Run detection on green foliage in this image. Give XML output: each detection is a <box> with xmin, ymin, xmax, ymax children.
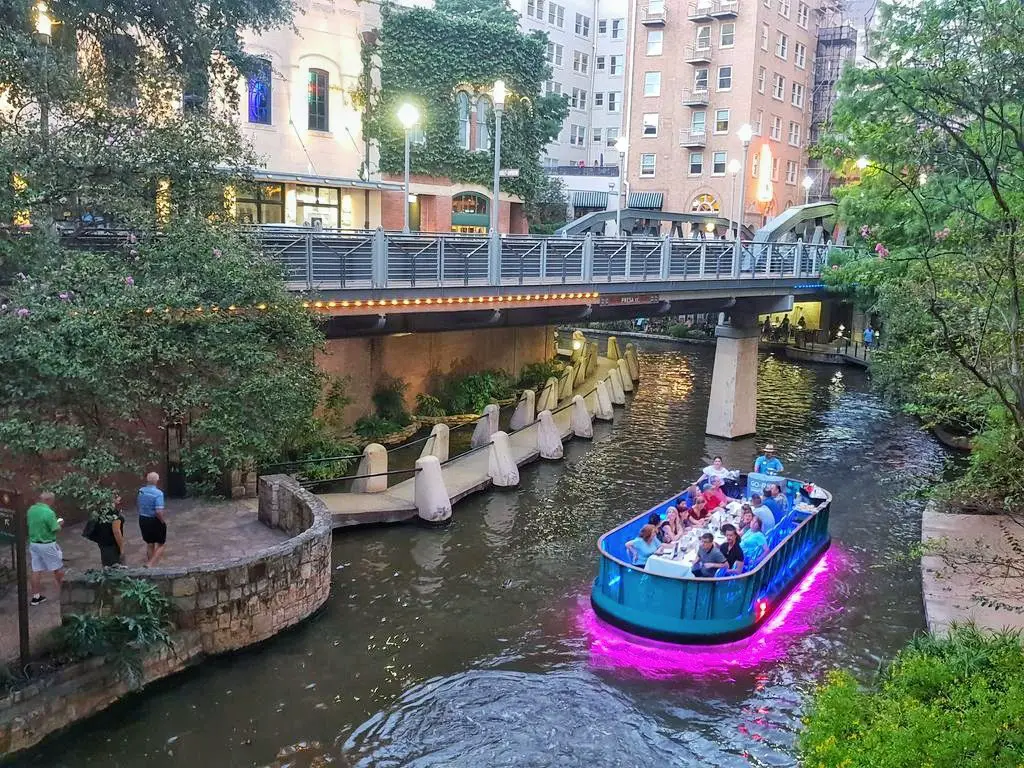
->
<box><xmin>432</xmin><ymin>369</ymin><xmax>515</xmax><ymax>414</ymax></box>
<box><xmin>414</xmin><ymin>393</ymin><xmax>447</xmax><ymax>417</ymax></box>
<box><xmin>667</xmin><ymin>323</ymin><xmax>710</xmax><ymax>340</ymax></box>
<box><xmin>525</xmin><ymin>175</ymin><xmax>569</xmax><ymax>234</ymax></box>
<box><xmin>372</xmin><ymin>375</ymin><xmax>411</xmax><ymax>426</ymax></box>
<box><xmin>799</xmin><ymin>625</ymin><xmax>1024</xmax><ymax>768</ymax></box>
<box><xmin>276</xmin><ymin>376</ymin><xmax>358</xmax><ymax>483</ymax></box>
<box><xmin>354</xmin><ymin>414</ymin><xmax>408</xmax><ymax>440</ymax></box>
<box><xmin>57</xmin><ymin>571</ymin><xmax>173</xmax><ymax>688</ymax></box>
<box><xmin>363</xmin><ymin>0</ymin><xmax>568</xmax><ymax>203</ymax></box>
<box><xmin>516</xmin><ymin>358</ymin><xmax>565</xmax><ymax>391</ymax></box>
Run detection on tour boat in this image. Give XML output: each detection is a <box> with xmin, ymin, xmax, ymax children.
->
<box><xmin>590</xmin><ymin>474</ymin><xmax>832</xmax><ymax>644</ymax></box>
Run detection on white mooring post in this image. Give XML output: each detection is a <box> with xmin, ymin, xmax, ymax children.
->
<box><xmin>570</xmin><ymin>395</ymin><xmax>594</xmax><ymax>439</ymax></box>
<box><xmin>536</xmin><ymin>409</ymin><xmax>564</xmax><ymax>460</ymax></box>
<box><xmin>414</xmin><ymin>455</ymin><xmax>452</xmax><ymax>523</ymax></box>
<box><xmin>351</xmin><ymin>443</ymin><xmax>387</xmax><ymax>493</ymax></box>
<box><xmin>487</xmin><ymin>431</ymin><xmax>520</xmax><ymax>486</ymax></box>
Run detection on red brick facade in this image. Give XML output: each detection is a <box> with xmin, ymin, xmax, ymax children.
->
<box><xmin>381</xmin><ymin>174</ymin><xmax>528</xmax><ymax>234</ymax></box>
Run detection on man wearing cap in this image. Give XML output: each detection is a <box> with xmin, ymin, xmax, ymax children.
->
<box><xmin>754</xmin><ymin>444</ymin><xmax>784</xmax><ymax>475</ymax></box>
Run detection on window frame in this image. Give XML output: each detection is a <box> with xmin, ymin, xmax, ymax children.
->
<box><xmin>791</xmin><ymin>82</ymin><xmax>805</xmax><ymax>109</ymax></box>
<box><xmin>456</xmin><ymin>91</ymin><xmax>471</xmax><ymax>150</ymax></box>
<box><xmin>772</xmin><ymin>73</ymin><xmax>785</xmax><ymax>100</ymax></box>
<box><xmin>476</xmin><ymin>95</ymin><xmax>492</xmax><ymax>151</ymax></box>
<box><xmin>712</xmin><ymin>150</ymin><xmax>727</xmax><ymax>176</ymax></box>
<box><xmin>795</xmin><ymin>42</ymin><xmax>806</xmax><ymax>69</ymax></box>
<box><xmin>717</xmin><ymin>65</ymin><xmax>732</xmax><ymax>91</ymax></box>
<box><xmin>646</xmin><ymin>29</ymin><xmax>664</xmax><ymax>55</ymax></box>
<box><xmin>307</xmin><ymin>68</ymin><xmax>329</xmax><ymax>132</ymax></box>
<box><xmin>719</xmin><ymin>22</ymin><xmax>735</xmax><ymax>48</ymax></box>
<box><xmin>642</xmin><ymin>112</ymin><xmax>659</xmax><ymax>137</ymax></box>
<box><xmin>639</xmin><ymin>153</ymin><xmax>657</xmax><ymax>177</ymax></box>
<box><xmin>247</xmin><ymin>58</ymin><xmax>272</xmax><ymax>125</ymax></box>
<box><xmin>714</xmin><ymin>108</ymin><xmax>730</xmax><ymax>134</ymax></box>
<box><xmin>689</xmin><ymin>151</ymin><xmax>704</xmax><ymax>175</ymax></box>
<box><xmin>643</xmin><ymin>71</ymin><xmax>662</xmax><ymax>96</ymax></box>
<box><xmin>776</xmin><ymin>32</ymin><xmax>789</xmax><ymax>60</ymax></box>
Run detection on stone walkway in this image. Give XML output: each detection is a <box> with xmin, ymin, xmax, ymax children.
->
<box><xmin>0</xmin><ymin>498</ymin><xmax>286</xmax><ymax>665</ymax></box>
<box><xmin>921</xmin><ymin>507</ymin><xmax>1024</xmax><ymax>635</ymax></box>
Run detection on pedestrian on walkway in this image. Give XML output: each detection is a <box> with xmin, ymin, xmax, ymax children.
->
<box><xmin>89</xmin><ymin>493</ymin><xmax>126</xmax><ymax>567</ymax></box>
<box><xmin>137</xmin><ymin>472</ymin><xmax>167</xmax><ymax>567</ymax></box>
<box><xmin>27</xmin><ymin>492</ymin><xmax>64</xmax><ymax>605</ymax></box>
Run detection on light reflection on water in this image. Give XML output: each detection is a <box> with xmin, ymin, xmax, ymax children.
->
<box><xmin>13</xmin><ymin>344</ymin><xmax>951</xmax><ymax>768</ymax></box>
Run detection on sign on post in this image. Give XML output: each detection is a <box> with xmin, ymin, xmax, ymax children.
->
<box><xmin>0</xmin><ymin>489</ymin><xmax>28</xmax><ymax>668</ymax></box>
<box><xmin>498</xmin><ymin>168</ymin><xmax>520</xmax><ymax>178</ymax></box>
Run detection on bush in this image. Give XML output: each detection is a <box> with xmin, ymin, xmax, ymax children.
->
<box><xmin>667</xmin><ymin>323</ymin><xmax>702</xmax><ymax>339</ymax></box>
<box><xmin>414</xmin><ymin>393</ymin><xmax>447</xmax><ymax>417</ymax></box>
<box><xmin>433</xmin><ymin>370</ymin><xmax>516</xmax><ymax>415</ymax></box>
<box><xmin>354</xmin><ymin>414</ymin><xmax>407</xmax><ymax>440</ymax></box>
<box><xmin>517</xmin><ymin>358</ymin><xmax>566</xmax><ymax>392</ymax></box>
<box><xmin>799</xmin><ymin>625</ymin><xmax>1024</xmax><ymax>768</ymax></box>
<box><xmin>372</xmin><ymin>375</ymin><xmax>411</xmax><ymax>426</ymax></box>
<box><xmin>278</xmin><ymin>376</ymin><xmax>358</xmax><ymax>482</ymax></box>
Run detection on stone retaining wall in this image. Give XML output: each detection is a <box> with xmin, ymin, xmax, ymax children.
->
<box><xmin>1</xmin><ymin>475</ymin><xmax>331</xmax><ymax>758</ymax></box>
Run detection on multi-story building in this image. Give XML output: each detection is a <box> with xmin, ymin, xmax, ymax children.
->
<box><xmin>623</xmin><ymin>0</ymin><xmax>818</xmax><ymax>233</ymax></box>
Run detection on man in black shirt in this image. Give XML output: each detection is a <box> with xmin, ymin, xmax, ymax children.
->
<box><xmin>719</xmin><ymin>524</ymin><xmax>744</xmax><ymax>574</ymax></box>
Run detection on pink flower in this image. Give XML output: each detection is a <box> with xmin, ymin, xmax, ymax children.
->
<box><xmin>213</xmin><ymin>248</ymin><xmax>223</xmax><ymax>258</ymax></box>
<box><xmin>124</xmin><ymin>276</ymin><xmax>135</xmax><ymax>286</ymax></box>
<box><xmin>129</xmin><ymin>249</ymin><xmax>139</xmax><ymax>257</ymax></box>
<box><xmin>15</xmin><ymin>308</ymin><xmax>29</xmax><ymax>318</ymax></box>
<box><xmin>59</xmin><ymin>291</ymin><xmax>71</xmax><ymax>301</ymax></box>
<box><xmin>876</xmin><ymin>245</ymin><xmax>890</xmax><ymax>259</ymax></box>
<box><xmin>127</xmin><ymin>233</ymin><xmax>138</xmax><ymax>244</ymax></box>
<box><xmin>934</xmin><ymin>227</ymin><xmax>950</xmax><ymax>241</ymax></box>
<box><xmin>859</xmin><ymin>225</ymin><xmax>872</xmax><ymax>238</ymax></box>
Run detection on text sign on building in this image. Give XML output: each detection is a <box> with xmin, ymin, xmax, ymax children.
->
<box><xmin>599</xmin><ymin>294</ymin><xmax>661</xmax><ymax>306</ymax></box>
<box><xmin>499</xmin><ymin>168</ymin><xmax>520</xmax><ymax>178</ymax></box>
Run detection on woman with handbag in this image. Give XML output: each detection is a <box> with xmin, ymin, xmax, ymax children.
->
<box><xmin>85</xmin><ymin>493</ymin><xmax>126</xmax><ymax>567</ymax></box>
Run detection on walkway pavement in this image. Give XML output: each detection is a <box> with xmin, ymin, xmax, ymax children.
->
<box><xmin>0</xmin><ymin>498</ymin><xmax>286</xmax><ymax>664</ymax></box>
<box><xmin>921</xmin><ymin>507</ymin><xmax>1024</xmax><ymax>635</ymax></box>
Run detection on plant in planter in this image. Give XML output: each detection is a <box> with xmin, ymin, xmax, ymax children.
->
<box><xmin>415</xmin><ymin>393</ymin><xmax>447</xmax><ymax>417</ymax></box>
<box><xmin>517</xmin><ymin>358</ymin><xmax>566</xmax><ymax>392</ymax></box>
<box><xmin>435</xmin><ymin>370</ymin><xmax>516</xmax><ymax>415</ymax></box>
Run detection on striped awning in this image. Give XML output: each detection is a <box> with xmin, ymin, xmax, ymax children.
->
<box><xmin>628</xmin><ymin>191</ymin><xmax>665</xmax><ymax>209</ymax></box>
<box><xmin>572</xmin><ymin>190</ymin><xmax>609</xmax><ymax>208</ymax></box>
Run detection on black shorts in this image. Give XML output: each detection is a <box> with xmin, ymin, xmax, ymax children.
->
<box><xmin>99</xmin><ymin>544</ymin><xmax>122</xmax><ymax>567</ymax></box>
<box><xmin>138</xmin><ymin>516</ymin><xmax>167</xmax><ymax>545</ymax></box>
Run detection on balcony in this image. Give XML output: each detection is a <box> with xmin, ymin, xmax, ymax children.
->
<box><xmin>641</xmin><ymin>5</ymin><xmax>667</xmax><ymax>25</ymax></box>
<box><xmin>681</xmin><ymin>88</ymin><xmax>709</xmax><ymax>105</ymax></box>
<box><xmin>710</xmin><ymin>0</ymin><xmax>739</xmax><ymax>18</ymax></box>
<box><xmin>684</xmin><ymin>44</ymin><xmax>713</xmax><ymax>63</ymax></box>
<box><xmin>679</xmin><ymin>130</ymin><xmax>708</xmax><ymax>147</ymax></box>
<box><xmin>687</xmin><ymin>2</ymin><xmax>714</xmax><ymax>20</ymax></box>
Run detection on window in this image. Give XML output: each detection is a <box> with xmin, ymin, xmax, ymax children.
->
<box><xmin>307</xmin><ymin>69</ymin><xmax>329</xmax><ymax>131</ymax></box>
<box><xmin>639</xmin><ymin>153</ymin><xmax>656</xmax><ymax>177</ymax></box>
<box><xmin>714</xmin><ymin>108</ymin><xmax>730</xmax><ymax>133</ymax></box>
<box><xmin>546</xmin><ymin>42</ymin><xmax>564</xmax><ymax>66</ymax></box>
<box><xmin>247</xmin><ymin>59</ymin><xmax>272</xmax><ymax>125</ymax></box>
<box><xmin>692</xmin><ymin>193</ymin><xmax>720</xmax><ymax>212</ymax></box>
<box><xmin>694</xmin><ymin>67</ymin><xmax>709</xmax><ymax>91</ymax></box>
<box><xmin>646</xmin><ymin>30</ymin><xmax>663</xmax><ymax>55</ymax></box>
<box><xmin>572</xmin><ymin>88</ymin><xmax>588</xmax><ymax>109</ymax></box>
<box><xmin>795</xmin><ymin>42</ymin><xmax>807</xmax><ymax>68</ymax></box>
<box><xmin>757</xmin><ymin>66</ymin><xmax>767</xmax><ymax>94</ymax></box>
<box><xmin>644</xmin><ymin>71</ymin><xmax>661</xmax><ymax>96</ymax></box>
<box><xmin>772</xmin><ymin>157</ymin><xmax>780</xmax><ymax>181</ymax></box>
<box><xmin>718</xmin><ymin>66</ymin><xmax>732</xmax><ymax>90</ymax></box>
<box><xmin>476</xmin><ymin>95</ymin><xmax>491</xmax><ymax>150</ymax></box>
<box><xmin>592</xmin><ymin>127</ymin><xmax>603</xmax><ymax>144</ymax></box>
<box><xmin>689</xmin><ymin>152</ymin><xmax>703</xmax><ymax>175</ymax></box>
<box><xmin>607</xmin><ymin>91</ymin><xmax>620</xmax><ymax>111</ymax></box>
<box><xmin>605</xmin><ymin>127</ymin><xmax>619</xmax><ymax>147</ymax></box>
<box><xmin>788</xmin><ymin>120</ymin><xmax>802</xmax><ymax>146</ymax></box>
<box><xmin>779</xmin><ymin>0</ymin><xmax>790</xmax><ymax>17</ymax></box>
<box><xmin>791</xmin><ymin>82</ymin><xmax>805</xmax><ymax>108</ymax></box>
<box><xmin>720</xmin><ymin>22</ymin><xmax>735</xmax><ymax>47</ymax></box>
<box><xmin>456</xmin><ymin>92</ymin><xmax>470</xmax><ymax>149</ymax></box>
<box><xmin>575</xmin><ymin>13</ymin><xmax>591</xmax><ymax>37</ymax></box>
<box><xmin>296</xmin><ymin>185</ymin><xmax>340</xmax><ymax>228</ymax></box>
<box><xmin>691</xmin><ymin>110</ymin><xmax>706</xmax><ymax>135</ymax></box>
<box><xmin>235</xmin><ymin>182</ymin><xmax>284</xmax><ymax>224</ymax></box>
<box><xmin>772</xmin><ymin>73</ymin><xmax>785</xmax><ymax>100</ymax></box>
<box><xmin>776</xmin><ymin>32</ymin><xmax>789</xmax><ymax>59</ymax></box>
<box><xmin>696</xmin><ymin>25</ymin><xmax>711</xmax><ymax>50</ymax></box>
<box><xmin>570</xmin><ymin>124</ymin><xmax>586</xmax><ymax>146</ymax></box>
<box><xmin>544</xmin><ymin>80</ymin><xmax>563</xmax><ymax>95</ymax></box>
<box><xmin>786</xmin><ymin>160</ymin><xmax>798</xmax><ymax>184</ymax></box>
<box><xmin>642</xmin><ymin>112</ymin><xmax>659</xmax><ymax>136</ymax></box>
<box><xmin>596</xmin><ymin>56</ymin><xmax>606</xmax><ymax>71</ymax></box>
<box><xmin>761</xmin><ymin>23</ymin><xmax>770</xmax><ymax>50</ymax></box>
<box><xmin>527</xmin><ymin>0</ymin><xmax>545</xmax><ymax>20</ymax></box>
<box><xmin>609</xmin><ymin>55</ymin><xmax>622</xmax><ymax>74</ymax></box>
<box><xmin>770</xmin><ymin>115</ymin><xmax>782</xmax><ymax>140</ymax></box>
<box><xmin>548</xmin><ymin>3</ymin><xmax>565</xmax><ymax>27</ymax></box>
<box><xmin>712</xmin><ymin>151</ymin><xmax>727</xmax><ymax>175</ymax></box>
<box><xmin>598</xmin><ymin>19</ymin><xmax>608</xmax><ymax>34</ymax></box>
<box><xmin>594</xmin><ymin>91</ymin><xmax>604</xmax><ymax>106</ymax></box>
<box><xmin>612</xmin><ymin>19</ymin><xmax>623</xmax><ymax>38</ymax></box>
<box><xmin>754</xmin><ymin>108</ymin><xmax>764</xmax><ymax>134</ymax></box>
<box><xmin>573</xmin><ymin>51</ymin><xmax>590</xmax><ymax>73</ymax></box>
<box><xmin>797</xmin><ymin>1</ymin><xmax>809</xmax><ymax>27</ymax></box>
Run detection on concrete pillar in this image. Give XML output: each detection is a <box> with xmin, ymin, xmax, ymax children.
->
<box><xmin>570</xmin><ymin>395</ymin><xmax>593</xmax><ymax>439</ymax></box>
<box><xmin>571</xmin><ymin>329</ymin><xmax>587</xmax><ymax>362</ymax></box>
<box><xmin>595</xmin><ymin>380</ymin><xmax>614</xmax><ymax>420</ymax></box>
<box><xmin>705</xmin><ymin>314</ymin><xmax>760</xmax><ymax>439</ymax></box>
<box><xmin>415</xmin><ymin>455</ymin><xmax>452</xmax><ymax>523</ymax></box>
<box><xmin>607</xmin><ymin>336</ymin><xmax>621</xmax><ymax>360</ymax></box>
<box><xmin>624</xmin><ymin>343</ymin><xmax>640</xmax><ymax>381</ymax></box>
<box><xmin>586</xmin><ymin>342</ymin><xmax>598</xmax><ymax>377</ymax></box>
<box><xmin>571</xmin><ymin>358</ymin><xmax>584</xmax><ymax>390</ymax></box>
<box><xmin>537</xmin><ymin>409</ymin><xmax>564</xmax><ymax>459</ymax></box>
<box><xmin>616</xmin><ymin>358</ymin><xmax>634</xmax><ymax>393</ymax></box>
<box><xmin>510</xmin><ymin>389</ymin><xmax>536</xmax><ymax>431</ymax></box>
<box><xmin>608</xmin><ymin>368</ymin><xmax>626</xmax><ymax>405</ymax></box>
<box><xmin>420</xmin><ymin>423</ymin><xmax>449</xmax><ymax>463</ymax></box>
<box><xmin>487</xmin><ymin>430</ymin><xmax>520</xmax><ymax>486</ymax></box>
<box><xmin>537</xmin><ymin>377</ymin><xmax>559</xmax><ymax>412</ymax></box>
<box><xmin>558</xmin><ymin>368</ymin><xmax>574</xmax><ymax>401</ymax></box>
<box><xmin>351</xmin><ymin>443</ymin><xmax>387</xmax><ymax>493</ymax></box>
<box><xmin>471</xmin><ymin>403</ymin><xmax>500</xmax><ymax>448</ymax></box>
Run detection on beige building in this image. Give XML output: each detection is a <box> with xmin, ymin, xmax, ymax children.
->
<box><xmin>623</xmin><ymin>0</ymin><xmax>817</xmax><ymax>233</ymax></box>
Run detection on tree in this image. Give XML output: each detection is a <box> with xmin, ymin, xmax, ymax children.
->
<box><xmin>525</xmin><ymin>174</ymin><xmax>568</xmax><ymax>234</ymax></box>
<box><xmin>818</xmin><ymin>0</ymin><xmax>1024</xmax><ymax>507</ymax></box>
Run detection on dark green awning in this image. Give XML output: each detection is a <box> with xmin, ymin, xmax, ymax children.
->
<box><xmin>628</xmin><ymin>191</ymin><xmax>664</xmax><ymax>209</ymax></box>
<box><xmin>572</xmin><ymin>190</ymin><xmax>609</xmax><ymax>208</ymax></box>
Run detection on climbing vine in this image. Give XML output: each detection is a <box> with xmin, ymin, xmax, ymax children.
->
<box><xmin>363</xmin><ymin>0</ymin><xmax>567</xmax><ymax>202</ymax></box>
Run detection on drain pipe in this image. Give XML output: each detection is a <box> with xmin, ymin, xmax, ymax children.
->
<box><xmin>621</xmin><ymin>0</ymin><xmax>638</xmax><ymax>193</ymax></box>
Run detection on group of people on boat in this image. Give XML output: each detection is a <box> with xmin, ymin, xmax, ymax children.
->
<box><xmin>624</xmin><ymin>445</ymin><xmax>791</xmax><ymax>577</ymax></box>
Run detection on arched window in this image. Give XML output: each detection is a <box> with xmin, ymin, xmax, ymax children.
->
<box><xmin>476</xmin><ymin>95</ymin><xmax>492</xmax><ymax>151</ymax></box>
<box><xmin>308</xmin><ymin>68</ymin><xmax>329</xmax><ymax>131</ymax></box>
<box><xmin>457</xmin><ymin>92</ymin><xmax>471</xmax><ymax>150</ymax></box>
<box><xmin>691</xmin><ymin>193</ymin><xmax>720</xmax><ymax>212</ymax></box>
<box><xmin>247</xmin><ymin>58</ymin><xmax>272</xmax><ymax>125</ymax></box>
<box><xmin>452</xmin><ymin>192</ymin><xmax>489</xmax><ymax>216</ymax></box>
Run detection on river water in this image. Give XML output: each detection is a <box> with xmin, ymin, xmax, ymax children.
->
<box><xmin>13</xmin><ymin>343</ymin><xmax>949</xmax><ymax>768</ymax></box>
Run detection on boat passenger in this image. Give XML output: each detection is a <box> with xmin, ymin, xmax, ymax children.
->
<box><xmin>763</xmin><ymin>483</ymin><xmax>789</xmax><ymax>518</ymax></box>
<box><xmin>749</xmin><ymin>493</ymin><xmax>776</xmax><ymax>533</ymax></box>
<box><xmin>676</xmin><ymin>484</ymin><xmax>700</xmax><ymax>509</ymax></box>
<box><xmin>682</xmin><ymin>496</ymin><xmax>710</xmax><ymax>527</ymax></box>
<box><xmin>691</xmin><ymin>532</ymin><xmax>728</xmax><ymax>577</ymax></box>
<box><xmin>719</xmin><ymin>524</ymin><xmax>744</xmax><ymax>574</ymax></box>
<box><xmin>740</xmin><ymin>517</ymin><xmax>769</xmax><ymax>562</ymax></box>
<box><xmin>702</xmin><ymin>477</ymin><xmax>729</xmax><ymax>513</ymax></box>
<box><xmin>754</xmin><ymin>443</ymin><xmax>784</xmax><ymax>475</ymax></box>
<box><xmin>626</xmin><ymin>524</ymin><xmax>663</xmax><ymax>567</ymax></box>
<box><xmin>698</xmin><ymin>456</ymin><xmax>732</xmax><ymax>488</ymax></box>
<box><xmin>659</xmin><ymin>507</ymin><xmax>685</xmax><ymax>543</ymax></box>
<box><xmin>739</xmin><ymin>505</ymin><xmax>755</xmax><ymax>535</ymax></box>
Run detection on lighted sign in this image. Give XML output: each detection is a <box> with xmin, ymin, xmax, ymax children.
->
<box><xmin>756</xmin><ymin>144</ymin><xmax>774</xmax><ymax>204</ymax></box>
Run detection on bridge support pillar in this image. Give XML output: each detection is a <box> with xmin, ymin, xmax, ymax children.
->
<box><xmin>616</xmin><ymin>359</ymin><xmax>634</xmax><ymax>393</ymax></box>
<box><xmin>537</xmin><ymin>377</ymin><xmax>559</xmax><ymax>412</ymax></box>
<box><xmin>420</xmin><ymin>423</ymin><xmax>449</xmax><ymax>463</ymax></box>
<box><xmin>415</xmin><ymin>455</ymin><xmax>452</xmax><ymax>523</ymax></box>
<box><xmin>607</xmin><ymin>336</ymin><xmax>621</xmax><ymax>360</ymax></box>
<box><xmin>510</xmin><ymin>389</ymin><xmax>536</xmax><ymax>431</ymax></box>
<box><xmin>571</xmin><ymin>395</ymin><xmax>593</xmax><ymax>439</ymax></box>
<box><xmin>471</xmin><ymin>403</ymin><xmax>500</xmax><ymax>448</ymax></box>
<box><xmin>705</xmin><ymin>312</ymin><xmax>760</xmax><ymax>439</ymax></box>
<box><xmin>624</xmin><ymin>343</ymin><xmax>640</xmax><ymax>380</ymax></box>
<box><xmin>558</xmin><ymin>367</ymin><xmax>574</xmax><ymax>401</ymax></box>
<box><xmin>595</xmin><ymin>380</ymin><xmax>615</xmax><ymax>420</ymax></box>
<box><xmin>608</xmin><ymin>367</ymin><xmax>627</xmax><ymax>405</ymax></box>
<box><xmin>537</xmin><ymin>410</ymin><xmax>564</xmax><ymax>460</ymax></box>
<box><xmin>488</xmin><ymin>431</ymin><xmax>520</xmax><ymax>487</ymax></box>
<box><xmin>352</xmin><ymin>443</ymin><xmax>387</xmax><ymax>493</ymax></box>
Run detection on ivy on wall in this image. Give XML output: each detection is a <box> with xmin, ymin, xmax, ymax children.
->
<box><xmin>363</xmin><ymin>0</ymin><xmax>568</xmax><ymax>202</ymax></box>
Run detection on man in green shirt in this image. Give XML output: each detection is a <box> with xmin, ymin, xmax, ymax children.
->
<box><xmin>27</xmin><ymin>492</ymin><xmax>64</xmax><ymax>605</ymax></box>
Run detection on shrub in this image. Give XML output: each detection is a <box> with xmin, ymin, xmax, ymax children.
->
<box><xmin>433</xmin><ymin>370</ymin><xmax>516</xmax><ymax>415</ymax></box>
<box><xmin>667</xmin><ymin>323</ymin><xmax>699</xmax><ymax>339</ymax></box>
<box><xmin>372</xmin><ymin>375</ymin><xmax>411</xmax><ymax>426</ymax></box>
<box><xmin>415</xmin><ymin>393</ymin><xmax>447</xmax><ymax>417</ymax></box>
<box><xmin>799</xmin><ymin>625</ymin><xmax>1024</xmax><ymax>768</ymax></box>
<box><xmin>517</xmin><ymin>358</ymin><xmax>566</xmax><ymax>391</ymax></box>
<box><xmin>354</xmin><ymin>414</ymin><xmax>407</xmax><ymax>440</ymax></box>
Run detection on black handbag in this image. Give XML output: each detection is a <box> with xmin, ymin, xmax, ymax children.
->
<box><xmin>82</xmin><ymin>517</ymin><xmax>99</xmax><ymax>542</ymax></box>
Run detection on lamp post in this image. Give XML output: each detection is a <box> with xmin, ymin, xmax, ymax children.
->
<box><xmin>856</xmin><ymin>155</ymin><xmax>869</xmax><ymax>170</ymax></box>
<box><xmin>489</xmin><ymin>80</ymin><xmax>506</xmax><ymax>235</ymax></box>
<box><xmin>397</xmin><ymin>103</ymin><xmax>420</xmax><ymax>233</ymax></box>
<box><xmin>735</xmin><ymin>123</ymin><xmax>753</xmax><ymax>241</ymax></box>
<box><xmin>727</xmin><ymin>158</ymin><xmax>741</xmax><ymax>239</ymax></box>
<box><xmin>35</xmin><ymin>2</ymin><xmax>52</xmax><ymax>152</ymax></box>
<box><xmin>802</xmin><ymin>175</ymin><xmax>813</xmax><ymax>205</ymax></box>
<box><xmin>614</xmin><ymin>135</ymin><xmax>628</xmax><ymax>236</ymax></box>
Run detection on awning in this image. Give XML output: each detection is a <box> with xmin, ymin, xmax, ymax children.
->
<box><xmin>572</xmin><ymin>190</ymin><xmax>609</xmax><ymax>209</ymax></box>
<box><xmin>249</xmin><ymin>169</ymin><xmax>405</xmax><ymax>192</ymax></box>
<box><xmin>628</xmin><ymin>191</ymin><xmax>664</xmax><ymax>209</ymax></box>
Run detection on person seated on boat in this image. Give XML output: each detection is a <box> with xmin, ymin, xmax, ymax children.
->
<box><xmin>738</xmin><ymin>505</ymin><xmax>755</xmax><ymax>535</ymax></box>
<box><xmin>740</xmin><ymin>517</ymin><xmax>769</xmax><ymax>562</ymax></box>
<box><xmin>753</xmin><ymin>443</ymin><xmax>784</xmax><ymax>475</ymax></box>
<box><xmin>698</xmin><ymin>456</ymin><xmax>732</xmax><ymax>489</ymax></box>
<box><xmin>675</xmin><ymin>484</ymin><xmax>701</xmax><ymax>510</ymax></box>
<box><xmin>763</xmin><ymin>483</ymin><xmax>789</xmax><ymax>518</ymax></box>
<box><xmin>691</xmin><ymin>532</ymin><xmax>728</xmax><ymax>577</ymax></box>
<box><xmin>626</xmin><ymin>524</ymin><xmax>664</xmax><ymax>567</ymax></box>
<box><xmin>702</xmin><ymin>476</ymin><xmax>729</xmax><ymax>513</ymax></box>
<box><xmin>681</xmin><ymin>496</ymin><xmax>710</xmax><ymax>527</ymax></box>
<box><xmin>749</xmin><ymin>493</ymin><xmax>776</xmax><ymax>533</ymax></box>
<box><xmin>719</xmin><ymin>524</ymin><xmax>745</xmax><ymax>574</ymax></box>
<box><xmin>659</xmin><ymin>507</ymin><xmax>686</xmax><ymax>543</ymax></box>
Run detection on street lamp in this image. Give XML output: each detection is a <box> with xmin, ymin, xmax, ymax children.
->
<box><xmin>918</xmin><ymin>172</ymin><xmax>928</xmax><ymax>186</ymax></box>
<box><xmin>614</xmin><ymin>135</ymin><xmax>628</xmax><ymax>236</ymax></box>
<box><xmin>489</xmin><ymin>80</ymin><xmax>506</xmax><ymax>235</ymax></box>
<box><xmin>35</xmin><ymin>1</ymin><xmax>52</xmax><ymax>40</ymax></box>
<box><xmin>856</xmin><ymin>156</ymin><xmax>869</xmax><ymax>170</ymax></box>
<box><xmin>727</xmin><ymin>158</ymin><xmax>741</xmax><ymax>240</ymax></box>
<box><xmin>802</xmin><ymin>175</ymin><xmax>813</xmax><ymax>205</ymax></box>
<box><xmin>735</xmin><ymin>123</ymin><xmax>753</xmax><ymax>242</ymax></box>
<box><xmin>397</xmin><ymin>102</ymin><xmax>420</xmax><ymax>233</ymax></box>
<box><xmin>35</xmin><ymin>2</ymin><xmax>53</xmax><ymax>152</ymax></box>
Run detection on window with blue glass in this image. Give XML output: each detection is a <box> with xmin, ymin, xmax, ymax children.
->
<box><xmin>308</xmin><ymin>69</ymin><xmax>329</xmax><ymax>132</ymax></box>
<box><xmin>248</xmin><ymin>59</ymin><xmax>272</xmax><ymax>125</ymax></box>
